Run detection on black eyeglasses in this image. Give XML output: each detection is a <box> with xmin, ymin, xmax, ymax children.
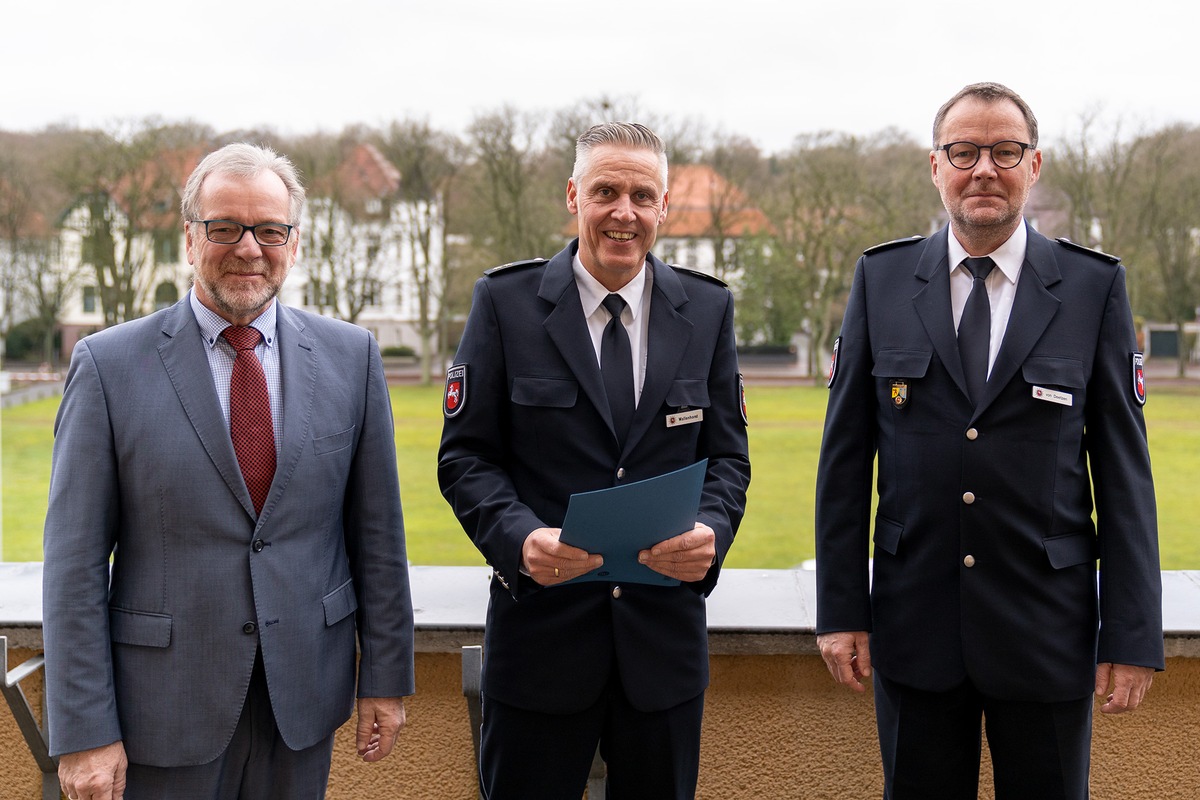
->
<box><xmin>191</xmin><ymin>219</ymin><xmax>294</xmax><ymax>246</ymax></box>
<box><xmin>937</xmin><ymin>141</ymin><xmax>1033</xmax><ymax>170</ymax></box>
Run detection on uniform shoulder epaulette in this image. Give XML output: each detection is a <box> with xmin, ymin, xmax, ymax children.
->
<box><xmin>669</xmin><ymin>264</ymin><xmax>728</xmax><ymax>287</ymax></box>
<box><xmin>1055</xmin><ymin>238</ymin><xmax>1120</xmax><ymax>263</ymax></box>
<box><xmin>863</xmin><ymin>235</ymin><xmax>925</xmax><ymax>255</ymax></box>
<box><xmin>484</xmin><ymin>257</ymin><xmax>549</xmax><ymax>277</ymax></box>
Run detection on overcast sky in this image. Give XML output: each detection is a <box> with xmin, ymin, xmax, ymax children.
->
<box><xmin>3</xmin><ymin>0</ymin><xmax>1194</xmax><ymax>155</ymax></box>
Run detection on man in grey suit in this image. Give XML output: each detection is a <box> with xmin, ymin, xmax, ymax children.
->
<box><xmin>42</xmin><ymin>143</ymin><xmax>414</xmax><ymax>800</ymax></box>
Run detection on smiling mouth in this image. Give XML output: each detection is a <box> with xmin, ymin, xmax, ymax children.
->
<box><xmin>605</xmin><ymin>232</ymin><xmax>635</xmax><ymax>241</ymax></box>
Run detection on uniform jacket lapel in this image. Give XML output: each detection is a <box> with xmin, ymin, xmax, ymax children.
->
<box><xmin>978</xmin><ymin>225</ymin><xmax>1062</xmax><ymax>415</ymax></box>
<box><xmin>538</xmin><ymin>244</ymin><xmax>616</xmax><ymax>438</ymax></box>
<box><xmin>625</xmin><ymin>255</ymin><xmax>692</xmax><ymax>452</ymax></box>
<box><xmin>911</xmin><ymin>227</ymin><xmax>970</xmax><ymax>399</ymax></box>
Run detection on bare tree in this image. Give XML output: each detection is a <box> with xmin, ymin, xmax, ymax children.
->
<box><xmin>1127</xmin><ymin>125</ymin><xmax>1200</xmax><ymax>376</ymax></box>
<box><xmin>53</xmin><ymin>120</ymin><xmax>209</xmax><ymax>327</ymax></box>
<box><xmin>0</xmin><ymin>134</ymin><xmax>86</xmax><ymax>364</ymax></box>
<box><xmin>463</xmin><ymin>108</ymin><xmax>564</xmax><ymax>265</ymax></box>
<box><xmin>292</xmin><ymin>133</ymin><xmax>399</xmax><ymax>325</ymax></box>
<box><xmin>375</xmin><ymin>120</ymin><xmax>463</xmax><ymax>383</ymax></box>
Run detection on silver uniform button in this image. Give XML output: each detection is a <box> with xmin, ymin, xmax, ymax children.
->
<box><xmin>966</xmin><ymin>428</ymin><xmax>979</xmax><ymax>440</ymax></box>
<box><xmin>612</xmin><ymin>585</ymin><xmax>622</xmax><ymax>599</ymax></box>
<box><xmin>616</xmin><ymin>467</ymin><xmax>626</xmax><ymax>479</ymax></box>
<box><xmin>962</xmin><ymin>491</ymin><xmax>976</xmax><ymax>504</ymax></box>
<box><xmin>963</xmin><ymin>555</ymin><xmax>976</xmax><ymax>568</ymax></box>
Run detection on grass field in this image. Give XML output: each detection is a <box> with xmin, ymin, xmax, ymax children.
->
<box><xmin>4</xmin><ymin>384</ymin><xmax>1198</xmax><ymax>568</ymax></box>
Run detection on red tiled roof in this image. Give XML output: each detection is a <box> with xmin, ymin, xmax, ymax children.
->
<box><xmin>658</xmin><ymin>164</ymin><xmax>771</xmax><ymax>238</ymax></box>
<box><xmin>334</xmin><ymin>142</ymin><xmax>401</xmax><ymax>200</ymax></box>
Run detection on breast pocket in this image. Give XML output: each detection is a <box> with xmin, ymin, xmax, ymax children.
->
<box><xmin>511</xmin><ymin>376</ymin><xmax>579</xmax><ymax>408</ymax></box>
<box><xmin>1022</xmin><ymin>357</ymin><xmax>1085</xmax><ymax>391</ymax></box>
<box><xmin>313</xmin><ymin>425</ymin><xmax>356</xmax><ymax>455</ymax></box>
<box><xmin>873</xmin><ymin>349</ymin><xmax>931</xmax><ymax>412</ymax></box>
<box><xmin>872</xmin><ymin>349</ymin><xmax>932</xmax><ymax>379</ymax></box>
<box><xmin>665</xmin><ymin>379</ymin><xmax>710</xmax><ymax>410</ymax></box>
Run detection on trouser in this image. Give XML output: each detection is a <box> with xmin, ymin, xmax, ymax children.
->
<box><xmin>479</xmin><ymin>674</ymin><xmax>705</xmax><ymax>800</ymax></box>
<box><xmin>124</xmin><ymin>650</ymin><xmax>336</xmax><ymax>800</ymax></box>
<box><xmin>874</xmin><ymin>670</ymin><xmax>1093</xmax><ymax>800</ymax></box>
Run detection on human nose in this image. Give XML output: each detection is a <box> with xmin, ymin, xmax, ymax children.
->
<box><xmin>972</xmin><ymin>147</ymin><xmax>1000</xmax><ymax>176</ymax></box>
<box><xmin>231</xmin><ymin>226</ymin><xmax>265</xmax><ymax>256</ymax></box>
<box><xmin>610</xmin><ymin>194</ymin><xmax>636</xmax><ymax>221</ymax></box>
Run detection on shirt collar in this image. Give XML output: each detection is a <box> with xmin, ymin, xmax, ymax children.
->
<box><xmin>571</xmin><ymin>255</ymin><xmax>649</xmax><ymax>321</ymax></box>
<box><xmin>189</xmin><ymin>289</ymin><xmax>278</xmax><ymax>349</ymax></box>
<box><xmin>947</xmin><ymin>220</ymin><xmax>1027</xmax><ymax>285</ymax></box>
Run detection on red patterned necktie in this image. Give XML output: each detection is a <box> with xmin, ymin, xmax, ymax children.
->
<box><xmin>221</xmin><ymin>326</ymin><xmax>276</xmax><ymax>515</ymax></box>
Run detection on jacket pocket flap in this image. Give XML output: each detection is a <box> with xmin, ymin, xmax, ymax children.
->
<box><xmin>511</xmin><ymin>376</ymin><xmax>578</xmax><ymax>408</ymax></box>
<box><xmin>872</xmin><ymin>350</ymin><xmax>932</xmax><ymax>378</ymax></box>
<box><xmin>109</xmin><ymin>607</ymin><xmax>172</xmax><ymax>648</ymax></box>
<box><xmin>1022</xmin><ymin>357</ymin><xmax>1085</xmax><ymax>388</ymax></box>
<box><xmin>666</xmin><ymin>379</ymin><xmax>710</xmax><ymax>408</ymax></box>
<box><xmin>873</xmin><ymin>515</ymin><xmax>903</xmax><ymax>555</ymax></box>
<box><xmin>313</xmin><ymin>426</ymin><xmax>356</xmax><ymax>455</ymax></box>
<box><xmin>323</xmin><ymin>579</ymin><xmax>359</xmax><ymax>626</ymax></box>
<box><xmin>1043</xmin><ymin>532</ymin><xmax>1097</xmax><ymax>569</ymax></box>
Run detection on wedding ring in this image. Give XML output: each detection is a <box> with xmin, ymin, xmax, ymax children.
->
<box><xmin>554</xmin><ymin>567</ymin><xmax>560</xmax><ymax>578</ymax></box>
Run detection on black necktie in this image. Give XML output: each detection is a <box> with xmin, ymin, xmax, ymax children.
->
<box><xmin>958</xmin><ymin>256</ymin><xmax>996</xmax><ymax>406</ymax></box>
<box><xmin>601</xmin><ymin>293</ymin><xmax>634</xmax><ymax>445</ymax></box>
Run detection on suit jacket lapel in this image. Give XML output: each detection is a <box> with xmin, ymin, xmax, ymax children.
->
<box><xmin>911</xmin><ymin>227</ymin><xmax>970</xmax><ymax>399</ymax></box>
<box><xmin>539</xmin><ymin>243</ymin><xmax>616</xmax><ymax>439</ymax></box>
<box><xmin>978</xmin><ymin>225</ymin><xmax>1062</xmax><ymax>414</ymax></box>
<box><xmin>261</xmin><ymin>305</ymin><xmax>318</xmax><ymax>526</ymax></box>
<box><xmin>157</xmin><ymin>298</ymin><xmax>255</xmax><ymax>518</ymax></box>
<box><xmin>626</xmin><ymin>256</ymin><xmax>692</xmax><ymax>451</ymax></box>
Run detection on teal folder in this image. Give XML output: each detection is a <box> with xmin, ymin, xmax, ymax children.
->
<box><xmin>558</xmin><ymin>459</ymin><xmax>708</xmax><ymax>586</ymax></box>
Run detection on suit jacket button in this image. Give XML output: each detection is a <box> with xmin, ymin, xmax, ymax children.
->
<box><xmin>242</xmin><ymin>622</ymin><xmax>257</xmax><ymax>634</ymax></box>
<box><xmin>963</xmin><ymin>555</ymin><xmax>976</xmax><ymax>568</ymax></box>
<box><xmin>252</xmin><ymin>539</ymin><xmax>266</xmax><ymax>553</ymax></box>
<box><xmin>616</xmin><ymin>468</ymin><xmax>626</xmax><ymax>480</ymax></box>
<box><xmin>965</xmin><ymin>427</ymin><xmax>979</xmax><ymax>440</ymax></box>
<box><xmin>962</xmin><ymin>491</ymin><xmax>976</xmax><ymax>504</ymax></box>
<box><xmin>611</xmin><ymin>585</ymin><xmax>622</xmax><ymax>599</ymax></box>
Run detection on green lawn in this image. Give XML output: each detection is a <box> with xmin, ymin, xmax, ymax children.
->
<box><xmin>4</xmin><ymin>385</ymin><xmax>1199</xmax><ymax>568</ymax></box>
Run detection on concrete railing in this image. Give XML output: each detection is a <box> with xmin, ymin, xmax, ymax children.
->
<box><xmin>3</xmin><ymin>564</ymin><xmax>1199</xmax><ymax>799</ymax></box>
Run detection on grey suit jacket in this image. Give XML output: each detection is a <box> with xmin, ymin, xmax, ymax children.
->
<box><xmin>42</xmin><ymin>296</ymin><xmax>414</xmax><ymax>766</ymax></box>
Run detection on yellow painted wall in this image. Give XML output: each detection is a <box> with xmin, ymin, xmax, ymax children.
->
<box><xmin>4</xmin><ymin>650</ymin><xmax>1198</xmax><ymax>799</ymax></box>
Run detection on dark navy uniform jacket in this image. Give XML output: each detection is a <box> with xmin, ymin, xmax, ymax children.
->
<box><xmin>439</xmin><ymin>239</ymin><xmax>751</xmax><ymax>713</ymax></box>
<box><xmin>816</xmin><ymin>223</ymin><xmax>1163</xmax><ymax>702</ymax></box>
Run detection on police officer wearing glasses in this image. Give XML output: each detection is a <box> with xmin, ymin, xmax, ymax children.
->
<box><xmin>814</xmin><ymin>82</ymin><xmax>1162</xmax><ymax>799</ymax></box>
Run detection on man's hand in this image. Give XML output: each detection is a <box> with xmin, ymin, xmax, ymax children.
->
<box><xmin>522</xmin><ymin>527</ymin><xmax>603</xmax><ymax>586</ymax></box>
<box><xmin>638</xmin><ymin>522</ymin><xmax>717</xmax><ymax>583</ymax></box>
<box><xmin>59</xmin><ymin>740</ymin><xmax>127</xmax><ymax>800</ymax></box>
<box><xmin>356</xmin><ymin>697</ymin><xmax>407</xmax><ymax>762</ymax></box>
<box><xmin>1095</xmin><ymin>662</ymin><xmax>1154</xmax><ymax>714</ymax></box>
<box><xmin>817</xmin><ymin>631</ymin><xmax>872</xmax><ymax>693</ymax></box>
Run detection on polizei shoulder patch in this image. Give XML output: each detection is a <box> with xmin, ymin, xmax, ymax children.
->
<box><xmin>444</xmin><ymin>364</ymin><xmax>467</xmax><ymax>417</ymax></box>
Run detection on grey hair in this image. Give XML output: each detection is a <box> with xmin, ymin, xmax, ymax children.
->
<box><xmin>180</xmin><ymin>142</ymin><xmax>306</xmax><ymax>226</ymax></box>
<box><xmin>572</xmin><ymin>122</ymin><xmax>668</xmax><ymax>188</ymax></box>
<box><xmin>932</xmin><ymin>82</ymin><xmax>1040</xmax><ymax>149</ymax></box>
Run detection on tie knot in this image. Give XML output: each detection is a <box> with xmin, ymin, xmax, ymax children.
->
<box><xmin>602</xmin><ymin>293</ymin><xmax>627</xmax><ymax>321</ymax></box>
<box><xmin>963</xmin><ymin>256</ymin><xmax>996</xmax><ymax>281</ymax></box>
<box><xmin>221</xmin><ymin>325</ymin><xmax>262</xmax><ymax>352</ymax></box>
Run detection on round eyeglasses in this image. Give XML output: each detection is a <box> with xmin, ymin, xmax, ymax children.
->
<box><xmin>937</xmin><ymin>141</ymin><xmax>1033</xmax><ymax>170</ymax></box>
<box><xmin>192</xmin><ymin>219</ymin><xmax>294</xmax><ymax>246</ymax></box>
